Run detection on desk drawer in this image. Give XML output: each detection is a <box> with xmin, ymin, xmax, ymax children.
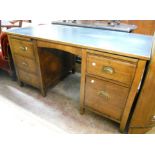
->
<box><xmin>14</xmin><ymin>55</ymin><xmax>38</xmax><ymax>74</ymax></box>
<box><xmin>84</xmin><ymin>76</ymin><xmax>129</xmax><ymax>121</ymax></box>
<box><xmin>11</xmin><ymin>38</ymin><xmax>35</xmax><ymax>59</ymax></box>
<box><xmin>87</xmin><ymin>54</ymin><xmax>137</xmax><ymax>86</ymax></box>
<box><xmin>18</xmin><ymin>69</ymin><xmax>40</xmax><ymax>87</ymax></box>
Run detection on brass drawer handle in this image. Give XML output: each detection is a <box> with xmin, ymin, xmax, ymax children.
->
<box><xmin>90</xmin><ymin>79</ymin><xmax>95</xmax><ymax>83</ymax></box>
<box><xmin>152</xmin><ymin>115</ymin><xmax>155</xmax><ymax>121</ymax></box>
<box><xmin>22</xmin><ymin>62</ymin><xmax>28</xmax><ymax>66</ymax></box>
<box><xmin>102</xmin><ymin>66</ymin><xmax>114</xmax><ymax>74</ymax></box>
<box><xmin>97</xmin><ymin>90</ymin><xmax>110</xmax><ymax>99</ymax></box>
<box><xmin>19</xmin><ymin>46</ymin><xmax>28</xmax><ymax>51</ymax></box>
<box><xmin>92</xmin><ymin>62</ymin><xmax>96</xmax><ymax>66</ymax></box>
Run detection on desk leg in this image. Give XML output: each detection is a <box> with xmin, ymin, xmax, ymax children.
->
<box><xmin>72</xmin><ymin>68</ymin><xmax>76</xmax><ymax>74</ymax></box>
<box><xmin>19</xmin><ymin>81</ymin><xmax>24</xmax><ymax>87</ymax></box>
<box><xmin>80</xmin><ymin>50</ymin><xmax>87</xmax><ymax>114</ymax></box>
<box><xmin>71</xmin><ymin>55</ymin><xmax>76</xmax><ymax>74</ymax></box>
<box><xmin>41</xmin><ymin>87</ymin><xmax>46</xmax><ymax>97</ymax></box>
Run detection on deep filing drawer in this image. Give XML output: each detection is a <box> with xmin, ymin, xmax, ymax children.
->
<box><xmin>11</xmin><ymin>38</ymin><xmax>35</xmax><ymax>59</ymax></box>
<box><xmin>84</xmin><ymin>76</ymin><xmax>129</xmax><ymax>121</ymax></box>
<box><xmin>18</xmin><ymin>69</ymin><xmax>40</xmax><ymax>88</ymax></box>
<box><xmin>87</xmin><ymin>54</ymin><xmax>137</xmax><ymax>86</ymax></box>
<box><xmin>14</xmin><ymin>55</ymin><xmax>38</xmax><ymax>74</ymax></box>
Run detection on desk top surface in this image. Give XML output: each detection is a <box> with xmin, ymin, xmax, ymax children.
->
<box><xmin>6</xmin><ymin>24</ymin><xmax>153</xmax><ymax>60</ymax></box>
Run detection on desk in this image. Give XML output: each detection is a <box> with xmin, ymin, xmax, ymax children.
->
<box><xmin>6</xmin><ymin>24</ymin><xmax>153</xmax><ymax>132</ymax></box>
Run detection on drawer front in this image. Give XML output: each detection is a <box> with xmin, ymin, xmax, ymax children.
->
<box><xmin>14</xmin><ymin>55</ymin><xmax>38</xmax><ymax>74</ymax></box>
<box><xmin>87</xmin><ymin>54</ymin><xmax>136</xmax><ymax>86</ymax></box>
<box><xmin>11</xmin><ymin>38</ymin><xmax>35</xmax><ymax>59</ymax></box>
<box><xmin>84</xmin><ymin>76</ymin><xmax>129</xmax><ymax>121</ymax></box>
<box><xmin>18</xmin><ymin>69</ymin><xmax>40</xmax><ymax>87</ymax></box>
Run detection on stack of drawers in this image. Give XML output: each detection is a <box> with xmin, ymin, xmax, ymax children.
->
<box><xmin>10</xmin><ymin>38</ymin><xmax>41</xmax><ymax>89</ymax></box>
<box><xmin>84</xmin><ymin>52</ymin><xmax>137</xmax><ymax>123</ymax></box>
<box><xmin>8</xmin><ymin>36</ymin><xmax>76</xmax><ymax>97</ymax></box>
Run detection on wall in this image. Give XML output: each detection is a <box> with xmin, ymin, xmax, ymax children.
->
<box><xmin>121</xmin><ymin>20</ymin><xmax>155</xmax><ymax>35</ymax></box>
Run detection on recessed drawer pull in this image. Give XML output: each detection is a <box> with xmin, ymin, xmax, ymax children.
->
<box><xmin>102</xmin><ymin>66</ymin><xmax>114</xmax><ymax>74</ymax></box>
<box><xmin>97</xmin><ymin>90</ymin><xmax>110</xmax><ymax>99</ymax></box>
<box><xmin>19</xmin><ymin>46</ymin><xmax>28</xmax><ymax>51</ymax></box>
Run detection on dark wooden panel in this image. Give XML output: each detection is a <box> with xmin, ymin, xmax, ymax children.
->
<box><xmin>38</xmin><ymin>48</ymin><xmax>75</xmax><ymax>88</ymax></box>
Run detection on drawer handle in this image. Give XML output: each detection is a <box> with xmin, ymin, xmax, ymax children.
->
<box><xmin>22</xmin><ymin>62</ymin><xmax>28</xmax><ymax>66</ymax></box>
<box><xmin>19</xmin><ymin>46</ymin><xmax>28</xmax><ymax>51</ymax></box>
<box><xmin>102</xmin><ymin>66</ymin><xmax>114</xmax><ymax>74</ymax></box>
<box><xmin>97</xmin><ymin>90</ymin><xmax>110</xmax><ymax>99</ymax></box>
<box><xmin>152</xmin><ymin>115</ymin><xmax>155</xmax><ymax>121</ymax></box>
<box><xmin>90</xmin><ymin>79</ymin><xmax>95</xmax><ymax>83</ymax></box>
<box><xmin>92</xmin><ymin>62</ymin><xmax>96</xmax><ymax>66</ymax></box>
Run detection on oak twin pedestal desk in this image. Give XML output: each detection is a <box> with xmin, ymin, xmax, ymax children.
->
<box><xmin>6</xmin><ymin>25</ymin><xmax>153</xmax><ymax>133</ymax></box>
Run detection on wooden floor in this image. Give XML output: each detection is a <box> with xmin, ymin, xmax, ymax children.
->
<box><xmin>0</xmin><ymin>70</ymin><xmax>154</xmax><ymax>134</ymax></box>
